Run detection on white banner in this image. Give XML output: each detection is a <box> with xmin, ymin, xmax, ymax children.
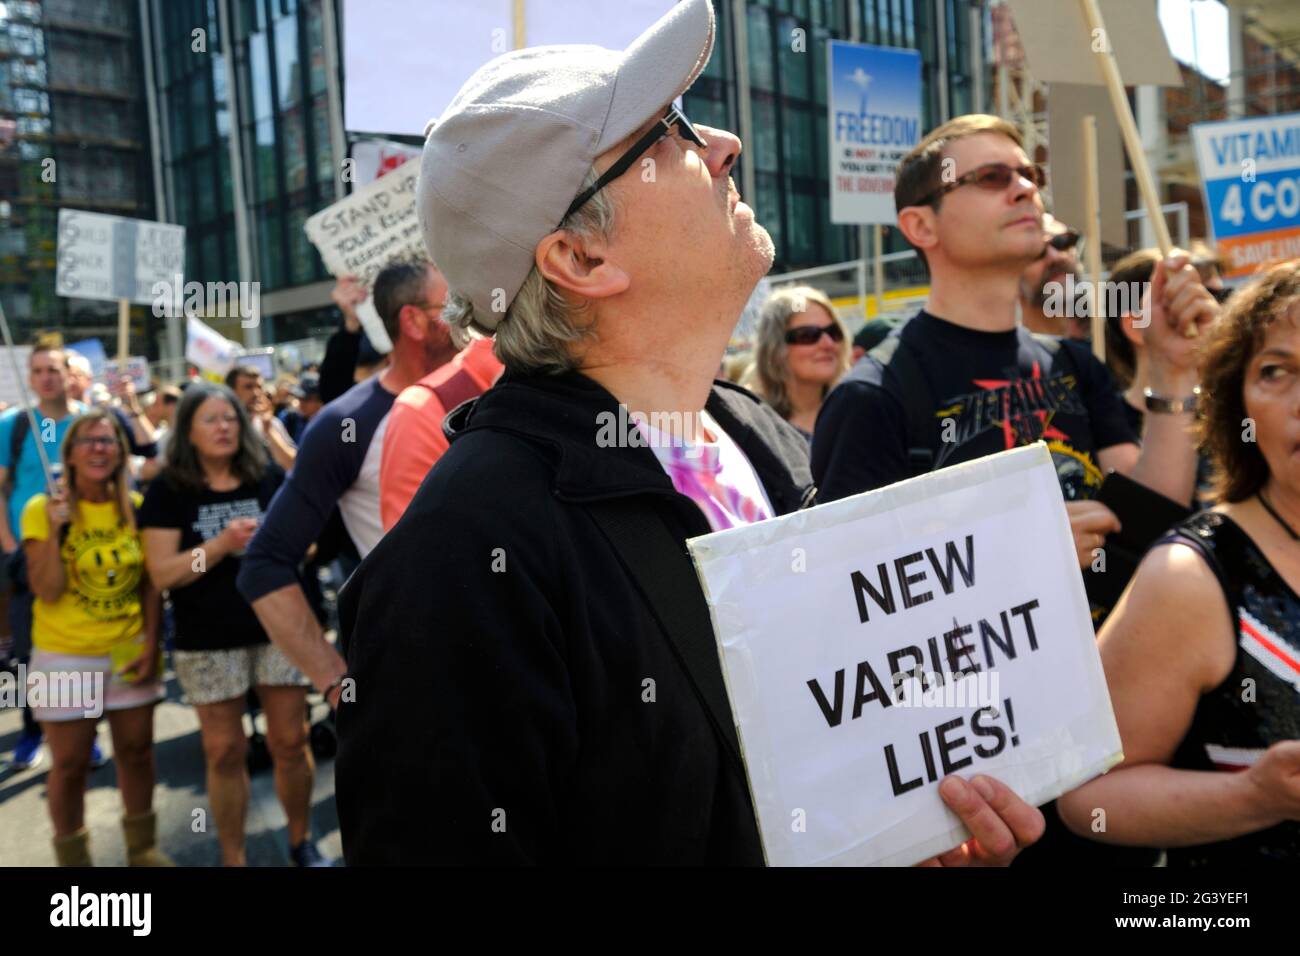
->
<box><xmin>342</xmin><ymin>0</ymin><xmax>675</xmax><ymax>137</ymax></box>
<box><xmin>185</xmin><ymin>315</ymin><xmax>242</xmax><ymax>377</ymax></box>
<box><xmin>687</xmin><ymin>443</ymin><xmax>1120</xmax><ymax>867</ymax></box>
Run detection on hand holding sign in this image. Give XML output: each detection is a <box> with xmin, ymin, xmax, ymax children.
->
<box><xmin>918</xmin><ymin>774</ymin><xmax>1046</xmax><ymax>866</ymax></box>
<box><xmin>1066</xmin><ymin>499</ymin><xmax>1122</xmax><ymax>570</ymax></box>
<box><xmin>1143</xmin><ymin>251</ymin><xmax>1220</xmax><ymax>368</ymax></box>
<box><xmin>331</xmin><ymin>276</ymin><xmax>367</xmax><ymax>334</ymax></box>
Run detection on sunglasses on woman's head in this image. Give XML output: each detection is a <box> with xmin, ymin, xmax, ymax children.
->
<box><xmin>915</xmin><ymin>162</ymin><xmax>1047</xmax><ymax>207</ymax></box>
<box><xmin>1048</xmin><ymin>229</ymin><xmax>1082</xmax><ymax>252</ymax></box>
<box><xmin>784</xmin><ymin>323</ymin><xmax>844</xmax><ymax>346</ymax></box>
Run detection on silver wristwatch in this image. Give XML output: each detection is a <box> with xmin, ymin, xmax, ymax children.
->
<box><xmin>1143</xmin><ymin>386</ymin><xmax>1200</xmax><ymax>414</ymax></box>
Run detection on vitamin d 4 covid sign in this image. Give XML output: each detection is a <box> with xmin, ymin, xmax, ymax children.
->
<box><xmin>1192</xmin><ymin>113</ymin><xmax>1300</xmax><ymax>280</ymax></box>
<box><xmin>828</xmin><ymin>41</ymin><xmax>921</xmax><ymax>225</ymax></box>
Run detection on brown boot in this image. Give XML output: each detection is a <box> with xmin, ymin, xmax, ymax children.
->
<box><xmin>52</xmin><ymin>827</ymin><xmax>92</xmax><ymax>867</ymax></box>
<box><xmin>122</xmin><ymin>811</ymin><xmax>175</xmax><ymax>867</ymax></box>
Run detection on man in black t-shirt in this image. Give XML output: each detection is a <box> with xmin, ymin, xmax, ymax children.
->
<box><xmin>812</xmin><ymin>114</ymin><xmax>1218</xmax><ymax>570</ymax></box>
<box><xmin>813</xmin><ymin>114</ymin><xmax>1221</xmax><ymax>870</ymax></box>
<box><xmin>820</xmin><ymin>310</ymin><xmax>1135</xmax><ymax>503</ymax></box>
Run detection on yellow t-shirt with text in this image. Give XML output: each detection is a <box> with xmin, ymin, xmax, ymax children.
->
<box><xmin>21</xmin><ymin>492</ymin><xmax>145</xmax><ymax>656</ymax></box>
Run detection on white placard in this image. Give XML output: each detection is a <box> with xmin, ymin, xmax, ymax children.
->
<box><xmin>686</xmin><ymin>443</ymin><xmax>1121</xmax><ymax>867</ymax></box>
<box><xmin>100</xmin><ymin>357</ymin><xmax>151</xmax><ymax>393</ymax></box>
<box><xmin>0</xmin><ymin>346</ymin><xmax>33</xmax><ymax>408</ymax></box>
<box><xmin>342</xmin><ymin>0</ymin><xmax>675</xmax><ymax>137</ymax></box>
<box><xmin>55</xmin><ymin>209</ymin><xmax>184</xmax><ymax>306</ymax></box>
<box><xmin>304</xmin><ymin>160</ymin><xmax>429</xmax><ymax>353</ymax></box>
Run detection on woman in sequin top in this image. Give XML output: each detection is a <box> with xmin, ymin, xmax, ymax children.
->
<box><xmin>1058</xmin><ymin>258</ymin><xmax>1300</xmax><ymax>865</ymax></box>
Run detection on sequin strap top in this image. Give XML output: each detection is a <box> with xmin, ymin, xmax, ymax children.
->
<box><xmin>1158</xmin><ymin>511</ymin><xmax>1300</xmax><ymax>865</ymax></box>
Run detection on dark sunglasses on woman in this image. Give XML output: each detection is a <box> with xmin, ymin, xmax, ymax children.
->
<box><xmin>1048</xmin><ymin>229</ymin><xmax>1081</xmax><ymax>252</ymax></box>
<box><xmin>784</xmin><ymin>323</ymin><xmax>844</xmax><ymax>346</ymax></box>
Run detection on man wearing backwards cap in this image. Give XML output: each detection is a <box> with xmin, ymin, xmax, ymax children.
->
<box><xmin>335</xmin><ymin>0</ymin><xmax>1043</xmax><ymax>865</ymax></box>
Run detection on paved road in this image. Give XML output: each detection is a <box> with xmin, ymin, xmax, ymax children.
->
<box><xmin>0</xmin><ymin>663</ymin><xmax>342</xmax><ymax>867</ymax></box>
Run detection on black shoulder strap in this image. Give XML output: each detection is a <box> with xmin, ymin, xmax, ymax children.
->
<box><xmin>584</xmin><ymin>498</ymin><xmax>744</xmax><ymax>774</ymax></box>
<box><xmin>4</xmin><ymin>412</ymin><xmax>30</xmax><ymax>494</ymax></box>
<box><xmin>868</xmin><ymin>333</ymin><xmax>935</xmax><ymax>476</ymax></box>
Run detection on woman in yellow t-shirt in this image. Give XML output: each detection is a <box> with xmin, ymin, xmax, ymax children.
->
<box><xmin>22</xmin><ymin>409</ymin><xmax>171</xmax><ymax>867</ymax></box>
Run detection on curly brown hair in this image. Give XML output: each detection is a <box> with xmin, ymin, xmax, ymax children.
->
<box><xmin>1198</xmin><ymin>258</ymin><xmax>1300</xmax><ymax>503</ymax></box>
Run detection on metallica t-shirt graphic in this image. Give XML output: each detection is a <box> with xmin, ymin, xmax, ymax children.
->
<box><xmin>933</xmin><ymin>357</ymin><xmax>1105</xmax><ymax>500</ymax></box>
<box><xmin>812</xmin><ymin>311</ymin><xmax>1137</xmax><ymax>503</ymax></box>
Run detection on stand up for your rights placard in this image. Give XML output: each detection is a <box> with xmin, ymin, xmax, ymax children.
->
<box><xmin>687</xmin><ymin>444</ymin><xmax>1121</xmax><ymax>867</ymax></box>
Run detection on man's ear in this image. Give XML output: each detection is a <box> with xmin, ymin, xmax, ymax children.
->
<box><xmin>535</xmin><ymin>229</ymin><xmax>630</xmax><ymax>302</ymax></box>
<box><xmin>896</xmin><ymin>205</ymin><xmax>939</xmax><ymax>257</ymax></box>
<box><xmin>396</xmin><ymin>304</ymin><xmax>425</xmax><ymax>344</ymax></box>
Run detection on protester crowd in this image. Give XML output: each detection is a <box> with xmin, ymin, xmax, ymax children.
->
<box><xmin>4</xmin><ymin>0</ymin><xmax>1299</xmax><ymax>868</ymax></box>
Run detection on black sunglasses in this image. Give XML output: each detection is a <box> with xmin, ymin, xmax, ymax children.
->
<box><xmin>1048</xmin><ymin>229</ymin><xmax>1081</xmax><ymax>252</ymax></box>
<box><xmin>784</xmin><ymin>323</ymin><xmax>845</xmax><ymax>346</ymax></box>
<box><xmin>915</xmin><ymin>162</ymin><xmax>1046</xmax><ymax>207</ymax></box>
<box><xmin>562</xmin><ymin>106</ymin><xmax>708</xmax><ymax>223</ymax></box>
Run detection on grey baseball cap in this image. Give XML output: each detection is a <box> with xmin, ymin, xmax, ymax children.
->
<box><xmin>417</xmin><ymin>0</ymin><xmax>715</xmax><ymax>329</ymax></box>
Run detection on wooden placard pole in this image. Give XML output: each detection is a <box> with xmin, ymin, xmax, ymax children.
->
<box><xmin>1077</xmin><ymin>0</ymin><xmax>1172</xmax><ymax>255</ymax></box>
<box><xmin>117</xmin><ymin>297</ymin><xmax>130</xmax><ymax>365</ymax></box>
<box><xmin>1082</xmin><ymin>114</ymin><xmax>1104</xmax><ymax>362</ymax></box>
<box><xmin>873</xmin><ymin>223</ymin><xmax>885</xmax><ymax>319</ymax></box>
<box><xmin>1077</xmin><ymin>0</ymin><xmax>1194</xmax><ymax>338</ymax></box>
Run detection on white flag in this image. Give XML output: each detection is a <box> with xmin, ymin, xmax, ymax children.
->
<box><xmin>185</xmin><ymin>315</ymin><xmax>241</xmax><ymax>376</ymax></box>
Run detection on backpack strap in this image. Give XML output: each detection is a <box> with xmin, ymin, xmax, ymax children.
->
<box><xmin>3</xmin><ymin>411</ymin><xmax>30</xmax><ymax>497</ymax></box>
<box><xmin>583</xmin><ymin>498</ymin><xmax>745</xmax><ymax>775</ymax></box>
<box><xmin>428</xmin><ymin>368</ymin><xmax>485</xmax><ymax>419</ymax></box>
<box><xmin>868</xmin><ymin>332</ymin><xmax>936</xmax><ymax>476</ymax></box>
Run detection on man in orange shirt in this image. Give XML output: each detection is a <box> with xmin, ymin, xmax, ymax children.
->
<box><xmin>379</xmin><ymin>337</ymin><xmax>502</xmax><ymax>529</ymax></box>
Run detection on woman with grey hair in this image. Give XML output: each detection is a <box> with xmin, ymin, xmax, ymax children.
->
<box><xmin>138</xmin><ymin>384</ymin><xmax>325</xmax><ymax>867</ymax></box>
<box><xmin>749</xmin><ymin>285</ymin><xmax>851</xmax><ymax>440</ymax></box>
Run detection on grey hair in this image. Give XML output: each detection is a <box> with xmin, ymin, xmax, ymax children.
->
<box><xmin>443</xmin><ymin>166</ymin><xmax>616</xmax><ymax>375</ymax></box>
<box><xmin>750</xmin><ymin>285</ymin><xmax>849</xmax><ymax>420</ymax></box>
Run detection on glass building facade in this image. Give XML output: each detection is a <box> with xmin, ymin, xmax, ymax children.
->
<box><xmin>150</xmin><ymin>0</ymin><xmax>338</xmax><ymax>344</ymax></box>
<box><xmin>0</xmin><ymin>0</ymin><xmax>155</xmax><ymax>345</ymax></box>
<box><xmin>144</xmin><ymin>0</ymin><xmax>990</xmax><ymax>346</ymax></box>
<box><xmin>685</xmin><ymin>0</ymin><xmax>986</xmax><ymax>273</ymax></box>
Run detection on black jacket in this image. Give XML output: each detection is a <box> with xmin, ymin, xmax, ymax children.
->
<box><xmin>335</xmin><ymin>369</ymin><xmax>814</xmax><ymax>864</ymax></box>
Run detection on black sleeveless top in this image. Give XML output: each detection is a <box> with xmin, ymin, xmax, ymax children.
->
<box><xmin>1162</xmin><ymin>511</ymin><xmax>1300</xmax><ymax>865</ymax></box>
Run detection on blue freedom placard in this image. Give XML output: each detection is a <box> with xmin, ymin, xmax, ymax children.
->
<box><xmin>828</xmin><ymin>40</ymin><xmax>922</xmax><ymax>225</ymax></box>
